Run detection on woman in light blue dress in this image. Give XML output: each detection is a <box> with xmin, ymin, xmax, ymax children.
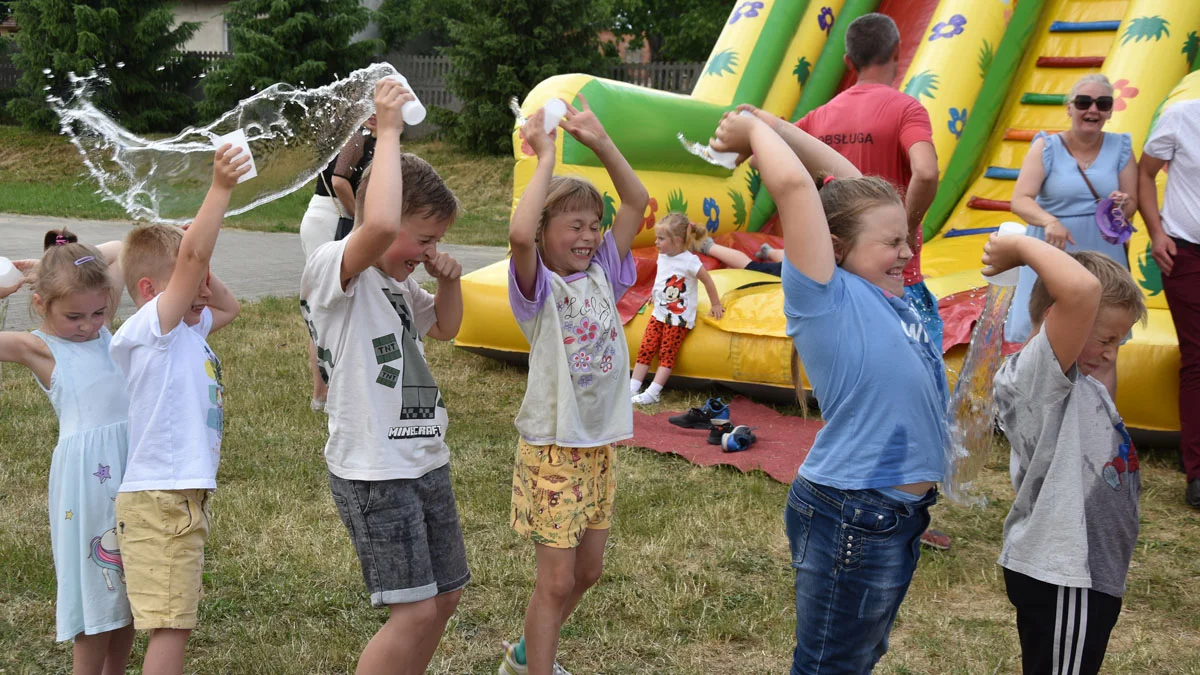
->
<box><xmin>0</xmin><ymin>232</ymin><xmax>133</xmax><ymax>673</ymax></box>
<box><xmin>1008</xmin><ymin>75</ymin><xmax>1139</xmax><ymax>377</ymax></box>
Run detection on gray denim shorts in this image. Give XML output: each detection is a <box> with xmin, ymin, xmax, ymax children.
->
<box><xmin>329</xmin><ymin>463</ymin><xmax>470</xmax><ymax>606</ymax></box>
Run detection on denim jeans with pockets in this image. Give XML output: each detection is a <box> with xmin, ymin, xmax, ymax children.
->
<box><xmin>785</xmin><ymin>474</ymin><xmax>935</xmax><ymax>674</ymax></box>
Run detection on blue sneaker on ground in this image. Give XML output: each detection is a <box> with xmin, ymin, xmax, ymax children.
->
<box><xmin>669</xmin><ymin>397</ymin><xmax>730</xmax><ymax>429</ymax></box>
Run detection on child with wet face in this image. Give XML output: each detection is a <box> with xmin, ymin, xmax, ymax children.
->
<box><xmin>986</xmin><ymin>236</ymin><xmax>1146</xmax><ymax>675</ymax></box>
<box><xmin>299</xmin><ymin>77</ymin><xmax>466</xmax><ymax>675</ymax></box>
<box><xmin>501</xmin><ymin>97</ymin><xmax>648</xmax><ymax>675</ymax></box>
<box><xmin>711</xmin><ymin>108</ymin><xmax>949</xmax><ymax>673</ymax></box>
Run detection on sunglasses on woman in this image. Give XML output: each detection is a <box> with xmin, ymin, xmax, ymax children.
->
<box><xmin>1072</xmin><ymin>95</ymin><xmax>1114</xmax><ymax>112</ymax></box>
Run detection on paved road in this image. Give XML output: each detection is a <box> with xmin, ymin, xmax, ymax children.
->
<box><xmin>0</xmin><ymin>214</ymin><xmax>506</xmax><ymax>331</ymax></box>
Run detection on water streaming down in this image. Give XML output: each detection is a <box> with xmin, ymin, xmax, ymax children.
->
<box><xmin>48</xmin><ymin>62</ymin><xmax>404</xmax><ymax>223</ymax></box>
<box><xmin>943</xmin><ymin>282</ymin><xmax>1016</xmax><ymax>505</ymax></box>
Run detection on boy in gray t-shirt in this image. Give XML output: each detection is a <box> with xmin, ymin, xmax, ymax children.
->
<box><xmin>985</xmin><ymin>237</ymin><xmax>1147</xmax><ymax>675</ymax></box>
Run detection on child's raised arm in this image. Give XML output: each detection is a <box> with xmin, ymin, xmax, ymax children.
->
<box><xmin>983</xmin><ymin>235</ymin><xmax>1100</xmax><ymax>372</ymax></box>
<box><xmin>698</xmin><ymin>267</ymin><xmax>723</xmax><ymax>319</ymax></box>
<box><xmin>159</xmin><ymin>145</ymin><xmax>248</xmax><ymax>334</ymax></box>
<box><xmin>560</xmin><ymin>95</ymin><xmax>649</xmax><ymax>258</ymax></box>
<box><xmin>339</xmin><ymin>78</ymin><xmax>414</xmax><ymax>290</ymax></box>
<box><xmin>713</xmin><ymin>113</ymin><xmax>834</xmax><ymax>285</ymax></box>
<box><xmin>736</xmin><ymin>105</ymin><xmax>861</xmax><ymax>182</ymax></box>
<box><xmin>0</xmin><ymin>285</ymin><xmax>53</xmax><ymax>386</ymax></box>
<box><xmin>509</xmin><ymin>108</ymin><xmax>557</xmax><ymax>300</ymax></box>
<box><xmin>206</xmin><ymin>271</ymin><xmax>240</xmax><ymax>333</ymax></box>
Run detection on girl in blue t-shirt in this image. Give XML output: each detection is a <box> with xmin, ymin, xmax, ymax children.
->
<box><xmin>713</xmin><ymin>108</ymin><xmax>949</xmax><ymax>674</ymax></box>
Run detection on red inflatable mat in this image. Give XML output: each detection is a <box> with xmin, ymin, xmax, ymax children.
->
<box><xmin>617</xmin><ymin>396</ymin><xmax>821</xmax><ymax>484</ymax></box>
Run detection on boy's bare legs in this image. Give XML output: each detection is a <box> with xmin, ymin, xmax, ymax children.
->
<box><xmin>525</xmin><ymin>529</ymin><xmax>607</xmax><ymax>675</ymax></box>
<box><xmin>142</xmin><ymin>628</ymin><xmax>190</xmax><ymax>675</ymax></box>
<box><xmin>704</xmin><ymin>243</ymin><xmax>753</xmax><ymax>270</ymax></box>
<box><xmin>357</xmin><ymin>592</ymin><xmax>462</xmax><ymax>675</ymax></box>
<box><xmin>73</xmin><ymin>625</ymin><xmax>133</xmax><ymax>675</ymax></box>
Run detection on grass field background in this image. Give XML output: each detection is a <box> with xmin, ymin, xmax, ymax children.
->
<box><xmin>1</xmin><ymin>298</ymin><xmax>1198</xmax><ymax>674</ymax></box>
<box><xmin>0</xmin><ymin>126</ymin><xmax>513</xmax><ymax>247</ymax></box>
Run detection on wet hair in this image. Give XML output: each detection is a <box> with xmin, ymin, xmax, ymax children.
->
<box><xmin>536</xmin><ymin>175</ymin><xmax>604</xmax><ymax>246</ymax></box>
<box><xmin>657</xmin><ymin>212</ymin><xmax>708</xmax><ymax>252</ymax></box>
<box><xmin>818</xmin><ymin>176</ymin><xmax>903</xmax><ymax>263</ymax></box>
<box><xmin>845</xmin><ymin>13</ymin><xmax>900</xmax><ymax>71</ymax></box>
<box><xmin>353</xmin><ymin>153</ymin><xmax>459</xmax><ymax>227</ymax></box>
<box><xmin>1029</xmin><ymin>251</ymin><xmax>1147</xmax><ymax>328</ymax></box>
<box><xmin>43</xmin><ymin>227</ymin><xmax>79</xmax><ymax>250</ymax></box>
<box><xmin>120</xmin><ymin>223</ymin><xmax>183</xmax><ymax>301</ymax></box>
<box><xmin>1068</xmin><ymin>74</ymin><xmax>1114</xmax><ymax>100</ymax></box>
<box><xmin>33</xmin><ymin>230</ymin><xmax>112</xmax><ymax>314</ymax></box>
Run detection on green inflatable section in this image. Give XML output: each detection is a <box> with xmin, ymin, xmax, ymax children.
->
<box><xmin>561</xmin><ymin>0</ymin><xmax>812</xmax><ymax>179</ymax></box>
<box><xmin>921</xmin><ymin>0</ymin><xmax>1046</xmax><ymax>240</ymax></box>
<box><xmin>746</xmin><ymin>0</ymin><xmax>880</xmax><ymax>232</ymax></box>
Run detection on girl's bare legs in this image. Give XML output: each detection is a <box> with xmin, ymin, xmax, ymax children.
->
<box><xmin>73</xmin><ymin>625</ymin><xmax>135</xmax><ymax>675</ymax></box>
<box><xmin>704</xmin><ymin>243</ymin><xmax>754</xmax><ymax>270</ymax></box>
<box><xmin>525</xmin><ymin>529</ymin><xmax>607</xmax><ymax>675</ymax></box>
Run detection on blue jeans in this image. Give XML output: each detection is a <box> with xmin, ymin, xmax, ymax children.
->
<box><xmin>785</xmin><ymin>475</ymin><xmax>936</xmax><ymax>674</ymax></box>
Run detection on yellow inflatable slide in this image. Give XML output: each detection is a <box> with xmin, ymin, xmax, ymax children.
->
<box><xmin>455</xmin><ymin>0</ymin><xmax>1200</xmax><ymax>431</ymax></box>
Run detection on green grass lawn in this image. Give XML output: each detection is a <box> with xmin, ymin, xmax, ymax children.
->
<box><xmin>1</xmin><ymin>298</ymin><xmax>1198</xmax><ymax>673</ymax></box>
<box><xmin>0</xmin><ymin>125</ymin><xmax>514</xmax><ymax>247</ymax></box>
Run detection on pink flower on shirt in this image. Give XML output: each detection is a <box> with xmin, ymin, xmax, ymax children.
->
<box><xmin>571</xmin><ymin>350</ymin><xmax>593</xmax><ymax>372</ymax></box>
<box><xmin>575</xmin><ymin>319</ymin><xmax>599</xmax><ymax>344</ymax></box>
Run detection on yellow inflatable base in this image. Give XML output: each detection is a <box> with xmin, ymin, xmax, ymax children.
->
<box><xmin>456</xmin><ymin>260</ymin><xmax>1180</xmax><ymax>432</ymax></box>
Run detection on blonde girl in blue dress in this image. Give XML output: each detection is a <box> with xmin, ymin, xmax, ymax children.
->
<box><xmin>0</xmin><ymin>230</ymin><xmax>134</xmax><ymax>674</ymax></box>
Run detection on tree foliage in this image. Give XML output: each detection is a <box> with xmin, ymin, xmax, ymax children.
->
<box><xmin>200</xmin><ymin>0</ymin><xmax>381</xmax><ymax>120</ymax></box>
<box><xmin>613</xmin><ymin>0</ymin><xmax>730</xmax><ymax>62</ymax></box>
<box><xmin>7</xmin><ymin>0</ymin><xmax>202</xmax><ymax>132</ymax></box>
<box><xmin>439</xmin><ymin>0</ymin><xmax>616</xmax><ymax>155</ymax></box>
<box><xmin>376</xmin><ymin>0</ymin><xmax>469</xmax><ymax>54</ymax></box>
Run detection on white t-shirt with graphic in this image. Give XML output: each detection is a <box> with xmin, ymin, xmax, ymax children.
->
<box><xmin>1143</xmin><ymin>98</ymin><xmax>1200</xmax><ymax>244</ymax></box>
<box><xmin>651</xmin><ymin>251</ymin><xmax>703</xmax><ymax>328</ymax></box>
<box><xmin>301</xmin><ymin>238</ymin><xmax>449</xmax><ymax>481</ymax></box>
<box><xmin>110</xmin><ymin>296</ymin><xmax>224</xmax><ymax>492</ymax></box>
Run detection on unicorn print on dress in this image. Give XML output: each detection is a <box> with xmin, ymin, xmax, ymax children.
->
<box><xmin>88</xmin><ymin>527</ymin><xmax>124</xmax><ymax>591</ymax></box>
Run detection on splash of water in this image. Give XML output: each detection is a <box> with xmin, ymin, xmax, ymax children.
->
<box><xmin>49</xmin><ymin>62</ymin><xmax>402</xmax><ymax>223</ymax></box>
<box><xmin>943</xmin><ymin>283</ymin><xmax>1016</xmax><ymax>506</ymax></box>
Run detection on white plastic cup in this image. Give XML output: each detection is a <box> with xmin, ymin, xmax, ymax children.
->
<box><xmin>542</xmin><ymin>98</ymin><xmax>566</xmax><ymax>134</ymax></box>
<box><xmin>986</xmin><ymin>221</ymin><xmax>1028</xmax><ymax>286</ymax></box>
<box><xmin>387</xmin><ymin>73</ymin><xmax>427</xmax><ymax>126</ymax></box>
<box><xmin>0</xmin><ymin>257</ymin><xmax>21</xmax><ymax>288</ymax></box>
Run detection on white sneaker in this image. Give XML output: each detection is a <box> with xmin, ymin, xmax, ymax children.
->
<box><xmin>497</xmin><ymin>641</ymin><xmax>572</xmax><ymax>675</ymax></box>
<box><xmin>310</xmin><ymin>398</ymin><xmax>326</xmax><ymax>412</ymax></box>
<box><xmin>632</xmin><ymin>390</ymin><xmax>661</xmax><ymax>405</ymax></box>
<box><xmin>553</xmin><ymin>663</ymin><xmax>574</xmax><ymax>675</ymax></box>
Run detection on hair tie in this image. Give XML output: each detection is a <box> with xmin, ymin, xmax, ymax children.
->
<box><xmin>73</xmin><ymin>255</ymin><xmax>95</xmax><ymax>266</ymax></box>
<box><xmin>823</xmin><ymin>176</ymin><xmax>837</xmax><ymax>186</ymax></box>
<box><xmin>55</xmin><ymin>234</ymin><xmax>68</xmax><ymax>245</ymax></box>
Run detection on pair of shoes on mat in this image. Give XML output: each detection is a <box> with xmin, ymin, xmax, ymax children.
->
<box><xmin>499</xmin><ymin>641</ymin><xmax>573</xmax><ymax>675</ymax></box>
<box><xmin>919</xmin><ymin>528</ymin><xmax>952</xmax><ymax>551</ymax></box>
<box><xmin>707</xmin><ymin>422</ymin><xmax>756</xmax><ymax>452</ymax></box>
<box><xmin>669</xmin><ymin>397</ymin><xmax>730</xmax><ymax>429</ymax></box>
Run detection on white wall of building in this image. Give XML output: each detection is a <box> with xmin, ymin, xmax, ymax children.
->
<box><xmin>176</xmin><ymin>0</ymin><xmax>229</xmax><ymax>52</ymax></box>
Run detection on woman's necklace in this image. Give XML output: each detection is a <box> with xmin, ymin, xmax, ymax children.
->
<box><xmin>1064</xmin><ymin>130</ymin><xmax>1100</xmax><ymax>169</ymax></box>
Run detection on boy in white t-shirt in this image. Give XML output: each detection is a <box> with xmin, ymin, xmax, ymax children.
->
<box><xmin>109</xmin><ymin>146</ymin><xmax>249</xmax><ymax>674</ymax></box>
<box><xmin>299</xmin><ymin>78</ymin><xmax>467</xmax><ymax>675</ymax></box>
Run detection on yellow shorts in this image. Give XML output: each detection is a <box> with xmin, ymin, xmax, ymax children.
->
<box><xmin>511</xmin><ymin>440</ymin><xmax>615</xmax><ymax>549</ymax></box>
<box><xmin>114</xmin><ymin>489</ymin><xmax>210</xmax><ymax>630</ymax></box>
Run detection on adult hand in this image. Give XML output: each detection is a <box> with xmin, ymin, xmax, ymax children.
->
<box><xmin>424</xmin><ymin>252</ymin><xmax>462</xmax><ymax>282</ymax></box>
<box><xmin>1108</xmin><ymin>190</ymin><xmax>1129</xmax><ymax>206</ymax></box>
<box><xmin>560</xmin><ymin>95</ymin><xmax>609</xmax><ymax>150</ymax></box>
<box><xmin>1150</xmin><ymin>231</ymin><xmax>1177</xmax><ymax>276</ymax></box>
<box><xmin>1044</xmin><ymin>219</ymin><xmax>1074</xmax><ymax>250</ymax></box>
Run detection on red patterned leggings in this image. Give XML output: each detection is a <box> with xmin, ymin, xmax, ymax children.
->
<box><xmin>636</xmin><ymin>318</ymin><xmax>690</xmax><ymax>369</ymax></box>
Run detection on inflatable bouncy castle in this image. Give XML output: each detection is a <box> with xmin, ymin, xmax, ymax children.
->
<box><xmin>455</xmin><ymin>0</ymin><xmax>1200</xmax><ymax>432</ymax></box>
